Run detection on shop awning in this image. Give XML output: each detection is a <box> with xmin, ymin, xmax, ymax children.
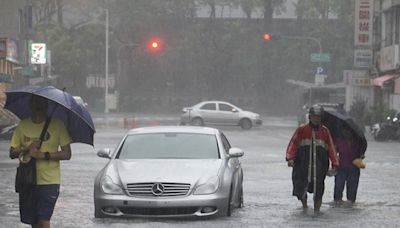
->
<box><xmin>372</xmin><ymin>74</ymin><xmax>399</xmax><ymax>87</ymax></box>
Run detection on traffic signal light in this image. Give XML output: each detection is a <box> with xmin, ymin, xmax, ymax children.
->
<box><xmin>147</xmin><ymin>38</ymin><xmax>163</xmax><ymax>53</ymax></box>
<box><xmin>151</xmin><ymin>41</ymin><xmax>159</xmax><ymax>49</ymax></box>
<box><xmin>263</xmin><ymin>33</ymin><xmax>281</xmax><ymax>41</ymax></box>
<box><xmin>263</xmin><ymin>33</ymin><xmax>271</xmax><ymax>41</ymax></box>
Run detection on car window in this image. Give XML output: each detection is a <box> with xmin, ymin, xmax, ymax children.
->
<box><xmin>117</xmin><ymin>133</ymin><xmax>220</xmax><ymax>159</ymax></box>
<box><xmin>200</xmin><ymin>103</ymin><xmax>216</xmax><ymax>110</ymax></box>
<box><xmin>219</xmin><ymin>103</ymin><xmax>234</xmax><ymax>111</ymax></box>
<box><xmin>220</xmin><ymin>132</ymin><xmax>231</xmax><ymax>153</ymax></box>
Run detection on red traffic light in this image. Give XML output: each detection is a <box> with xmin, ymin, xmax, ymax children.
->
<box><xmin>263</xmin><ymin>33</ymin><xmax>271</xmax><ymax>41</ymax></box>
<box><xmin>147</xmin><ymin>38</ymin><xmax>163</xmax><ymax>53</ymax></box>
<box><xmin>263</xmin><ymin>33</ymin><xmax>281</xmax><ymax>41</ymax></box>
<box><xmin>151</xmin><ymin>41</ymin><xmax>159</xmax><ymax>49</ymax></box>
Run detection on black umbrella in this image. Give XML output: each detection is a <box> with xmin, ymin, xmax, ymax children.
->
<box><xmin>4</xmin><ymin>85</ymin><xmax>95</xmax><ymax>146</ymax></box>
<box><xmin>322</xmin><ymin>110</ymin><xmax>367</xmax><ymax>155</ymax></box>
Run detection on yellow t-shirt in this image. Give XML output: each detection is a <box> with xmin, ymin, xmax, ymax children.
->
<box><xmin>10</xmin><ymin>118</ymin><xmax>72</xmax><ymax>185</ymax></box>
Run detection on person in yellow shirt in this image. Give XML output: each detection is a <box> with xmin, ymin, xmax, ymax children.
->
<box><xmin>9</xmin><ymin>95</ymin><xmax>72</xmax><ymax>228</ymax></box>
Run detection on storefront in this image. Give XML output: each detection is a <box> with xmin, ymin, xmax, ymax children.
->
<box><xmin>0</xmin><ymin>38</ymin><xmax>19</xmax><ymax>101</ymax></box>
<box><xmin>0</xmin><ymin>38</ymin><xmax>19</xmax><ymax>124</ymax></box>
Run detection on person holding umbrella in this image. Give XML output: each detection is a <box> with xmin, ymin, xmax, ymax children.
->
<box><xmin>5</xmin><ymin>85</ymin><xmax>94</xmax><ymax>227</ymax></box>
<box><xmin>286</xmin><ymin>105</ymin><xmax>339</xmax><ymax>213</ymax></box>
<box><xmin>333</xmin><ymin>125</ymin><xmax>365</xmax><ymax>204</ymax></box>
<box><xmin>320</xmin><ymin>107</ymin><xmax>367</xmax><ymax>205</ymax></box>
<box><xmin>9</xmin><ymin>95</ymin><xmax>72</xmax><ymax>228</ymax></box>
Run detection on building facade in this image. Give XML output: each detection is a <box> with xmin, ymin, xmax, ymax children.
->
<box><xmin>0</xmin><ymin>0</ymin><xmax>28</xmax><ymax>102</ymax></box>
<box><xmin>346</xmin><ymin>0</ymin><xmax>400</xmax><ymax>114</ymax></box>
<box><xmin>376</xmin><ymin>0</ymin><xmax>400</xmax><ymax>111</ymax></box>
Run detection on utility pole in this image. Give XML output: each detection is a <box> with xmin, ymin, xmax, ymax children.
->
<box><xmin>104</xmin><ymin>9</ymin><xmax>109</xmax><ymax>113</ymax></box>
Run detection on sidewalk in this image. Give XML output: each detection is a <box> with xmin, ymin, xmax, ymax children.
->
<box><xmin>91</xmin><ymin>112</ymin><xmax>298</xmax><ymax>129</ymax></box>
<box><xmin>92</xmin><ymin>112</ymin><xmax>181</xmax><ymax>129</ymax></box>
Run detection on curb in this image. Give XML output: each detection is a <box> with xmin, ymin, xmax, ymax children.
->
<box><xmin>93</xmin><ymin>115</ymin><xmax>180</xmax><ymax>129</ymax></box>
<box><xmin>92</xmin><ymin>114</ymin><xmax>298</xmax><ymax>129</ymax></box>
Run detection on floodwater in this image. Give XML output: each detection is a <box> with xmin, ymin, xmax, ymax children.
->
<box><xmin>0</xmin><ymin>117</ymin><xmax>399</xmax><ymax>228</ymax></box>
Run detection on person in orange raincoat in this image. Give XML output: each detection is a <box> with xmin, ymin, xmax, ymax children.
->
<box><xmin>286</xmin><ymin>105</ymin><xmax>339</xmax><ymax>212</ymax></box>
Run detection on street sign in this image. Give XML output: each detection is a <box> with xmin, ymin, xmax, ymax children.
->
<box><xmin>20</xmin><ymin>66</ymin><xmax>35</xmax><ymax>77</ymax></box>
<box><xmin>316</xmin><ymin>67</ymin><xmax>327</xmax><ymax>75</ymax></box>
<box><xmin>354</xmin><ymin>49</ymin><xmax>372</xmax><ymax>68</ymax></box>
<box><xmin>310</xmin><ymin>53</ymin><xmax>331</xmax><ymax>63</ymax></box>
<box><xmin>30</xmin><ymin>43</ymin><xmax>47</xmax><ymax>64</ymax></box>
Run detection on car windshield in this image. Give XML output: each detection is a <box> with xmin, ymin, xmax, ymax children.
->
<box><xmin>117</xmin><ymin>133</ymin><xmax>220</xmax><ymax>159</ymax></box>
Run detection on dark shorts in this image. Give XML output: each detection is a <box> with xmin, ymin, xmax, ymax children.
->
<box><xmin>19</xmin><ymin>184</ymin><xmax>60</xmax><ymax>225</ymax></box>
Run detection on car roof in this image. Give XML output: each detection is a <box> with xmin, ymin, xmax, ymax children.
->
<box><xmin>194</xmin><ymin>101</ymin><xmax>236</xmax><ymax>106</ymax></box>
<box><xmin>199</xmin><ymin>100</ymin><xmax>231</xmax><ymax>103</ymax></box>
<box><xmin>127</xmin><ymin>126</ymin><xmax>220</xmax><ymax>135</ymax></box>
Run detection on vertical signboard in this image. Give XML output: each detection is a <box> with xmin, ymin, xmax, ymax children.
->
<box><xmin>30</xmin><ymin>43</ymin><xmax>47</xmax><ymax>64</ymax></box>
<box><xmin>0</xmin><ymin>38</ymin><xmax>18</xmax><ymax>64</ymax></box>
<box><xmin>354</xmin><ymin>0</ymin><xmax>373</xmax><ymax>46</ymax></box>
<box><xmin>354</xmin><ymin>49</ymin><xmax>373</xmax><ymax>68</ymax></box>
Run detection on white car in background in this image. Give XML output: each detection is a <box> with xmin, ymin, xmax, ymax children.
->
<box><xmin>73</xmin><ymin>96</ymin><xmax>88</xmax><ymax>108</ymax></box>
<box><xmin>180</xmin><ymin>101</ymin><xmax>262</xmax><ymax>130</ymax></box>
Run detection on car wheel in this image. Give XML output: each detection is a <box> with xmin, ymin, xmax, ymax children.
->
<box><xmin>240</xmin><ymin>118</ymin><xmax>252</xmax><ymax>130</ymax></box>
<box><xmin>226</xmin><ymin>187</ymin><xmax>233</xmax><ymax>216</ymax></box>
<box><xmin>191</xmin><ymin>117</ymin><xmax>204</xmax><ymax>126</ymax></box>
<box><xmin>94</xmin><ymin>204</ymin><xmax>105</xmax><ymax>218</ymax></box>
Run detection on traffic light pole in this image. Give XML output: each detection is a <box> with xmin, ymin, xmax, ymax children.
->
<box><xmin>276</xmin><ymin>35</ymin><xmax>323</xmax><ymax>105</ymax></box>
<box><xmin>278</xmin><ymin>35</ymin><xmax>322</xmax><ymax>67</ymax></box>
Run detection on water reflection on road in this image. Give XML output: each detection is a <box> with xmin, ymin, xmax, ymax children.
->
<box><xmin>0</xmin><ymin>121</ymin><xmax>399</xmax><ymax>228</ymax></box>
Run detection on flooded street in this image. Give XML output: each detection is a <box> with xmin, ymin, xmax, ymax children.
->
<box><xmin>0</xmin><ymin>117</ymin><xmax>399</xmax><ymax>228</ymax></box>
<box><xmin>1</xmin><ymin>1</ymin><xmax>399</xmax><ymax>227</ymax></box>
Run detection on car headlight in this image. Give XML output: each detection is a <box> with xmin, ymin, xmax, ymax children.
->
<box><xmin>194</xmin><ymin>176</ymin><xmax>220</xmax><ymax>195</ymax></box>
<box><xmin>101</xmin><ymin>175</ymin><xmax>124</xmax><ymax>195</ymax></box>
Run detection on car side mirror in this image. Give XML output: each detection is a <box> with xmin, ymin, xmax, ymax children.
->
<box><xmin>97</xmin><ymin>148</ymin><xmax>112</xmax><ymax>159</ymax></box>
<box><xmin>228</xmin><ymin>147</ymin><xmax>244</xmax><ymax>158</ymax></box>
<box><xmin>231</xmin><ymin>108</ymin><xmax>238</xmax><ymax>113</ymax></box>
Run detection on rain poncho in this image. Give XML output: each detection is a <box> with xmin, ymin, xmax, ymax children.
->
<box><xmin>286</xmin><ymin>123</ymin><xmax>339</xmax><ymax>201</ymax></box>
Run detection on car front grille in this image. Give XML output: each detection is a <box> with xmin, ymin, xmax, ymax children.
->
<box><xmin>119</xmin><ymin>206</ymin><xmax>198</xmax><ymax>215</ymax></box>
<box><xmin>126</xmin><ymin>182</ymin><xmax>191</xmax><ymax>197</ymax></box>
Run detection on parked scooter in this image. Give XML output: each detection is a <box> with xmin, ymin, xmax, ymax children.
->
<box><xmin>372</xmin><ymin>112</ymin><xmax>400</xmax><ymax>141</ymax></box>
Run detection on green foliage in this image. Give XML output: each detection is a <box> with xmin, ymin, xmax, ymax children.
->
<box><xmin>26</xmin><ymin>0</ymin><xmax>355</xmax><ymax>113</ymax></box>
<box><xmin>33</xmin><ymin>23</ymin><xmax>82</xmax><ymax>79</ymax></box>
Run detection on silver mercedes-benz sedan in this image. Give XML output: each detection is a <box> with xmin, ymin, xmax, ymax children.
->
<box><xmin>94</xmin><ymin>126</ymin><xmax>244</xmax><ymax>218</ymax></box>
<box><xmin>180</xmin><ymin>101</ymin><xmax>262</xmax><ymax>130</ymax></box>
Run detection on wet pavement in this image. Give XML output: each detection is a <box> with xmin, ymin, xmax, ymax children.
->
<box><xmin>0</xmin><ymin>116</ymin><xmax>399</xmax><ymax>227</ymax></box>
